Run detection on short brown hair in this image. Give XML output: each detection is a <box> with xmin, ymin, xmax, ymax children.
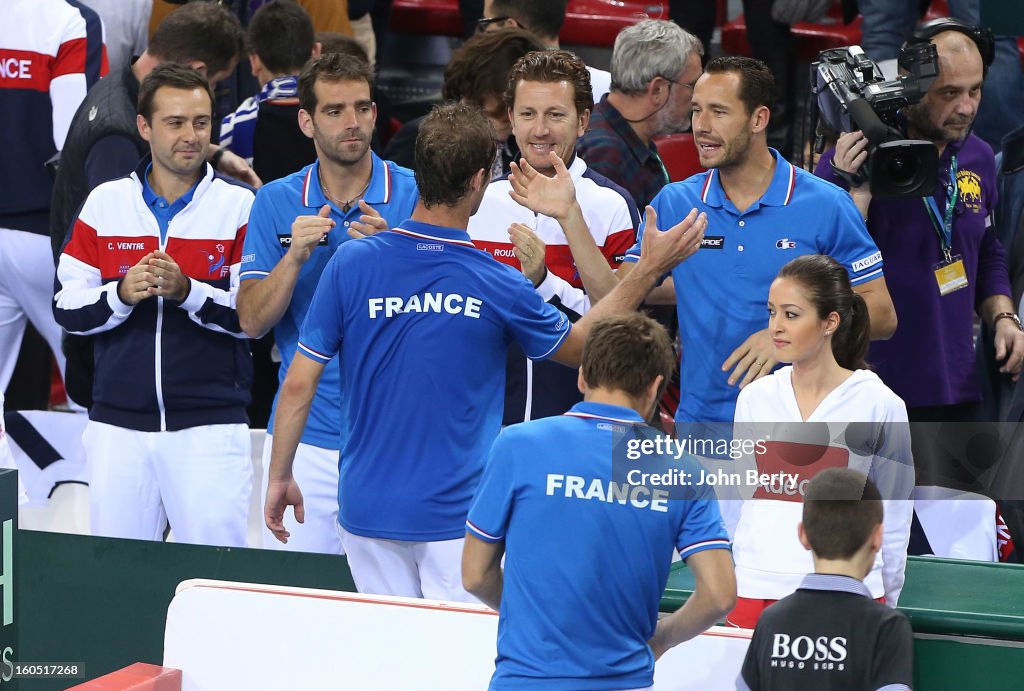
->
<box><xmin>505</xmin><ymin>50</ymin><xmax>593</xmax><ymax>116</ymax></box>
<box><xmin>581</xmin><ymin>314</ymin><xmax>675</xmax><ymax>399</ymax></box>
<box><xmin>248</xmin><ymin>0</ymin><xmax>315</xmax><ymax>75</ymax></box>
<box><xmin>138</xmin><ymin>63</ymin><xmax>215</xmax><ymax>121</ymax></box>
<box><xmin>703</xmin><ymin>55</ymin><xmax>774</xmax><ymax>116</ymax></box>
<box><xmin>148</xmin><ymin>2</ymin><xmax>245</xmax><ymax>78</ymax></box>
<box><xmin>298</xmin><ymin>52</ymin><xmax>374</xmax><ymax>114</ymax></box>
<box><xmin>414</xmin><ymin>102</ymin><xmax>496</xmax><ymax>208</ymax></box>
<box><xmin>802</xmin><ymin>468</ymin><xmax>883</xmax><ymax>560</ymax></box>
<box><xmin>443</xmin><ymin>28</ymin><xmax>544</xmax><ymax>105</ymax></box>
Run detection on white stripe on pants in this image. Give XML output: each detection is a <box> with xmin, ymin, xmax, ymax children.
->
<box><xmin>0</xmin><ymin>228</ymin><xmax>67</xmax><ymax>393</ymax></box>
<box><xmin>85</xmin><ymin>420</ymin><xmax>251</xmax><ymax>547</ymax></box>
<box><xmin>260</xmin><ymin>433</ymin><xmax>344</xmax><ymax>555</ymax></box>
<box><xmin>337</xmin><ymin>524</ymin><xmax>478</xmax><ymax>603</ymax></box>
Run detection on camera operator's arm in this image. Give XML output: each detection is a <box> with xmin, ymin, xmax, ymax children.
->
<box><xmin>832</xmin><ymin>131</ymin><xmax>873</xmax><ymax>219</ymax></box>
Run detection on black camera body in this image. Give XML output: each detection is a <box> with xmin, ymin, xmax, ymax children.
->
<box><xmin>812</xmin><ymin>43</ymin><xmax>939</xmax><ymax>197</ymax></box>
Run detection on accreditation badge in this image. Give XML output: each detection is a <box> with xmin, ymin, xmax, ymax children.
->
<box><xmin>933</xmin><ymin>255</ymin><xmax>969</xmax><ymax>296</ymax></box>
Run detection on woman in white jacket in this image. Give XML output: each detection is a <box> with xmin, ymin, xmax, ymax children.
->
<box><xmin>724</xmin><ymin>254</ymin><xmax>914</xmax><ymax>628</ymax></box>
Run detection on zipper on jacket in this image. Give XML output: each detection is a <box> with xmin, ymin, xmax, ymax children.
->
<box><xmin>155</xmin><ymin>227</ymin><xmax>169</xmax><ymax>432</ymax></box>
<box><xmin>155</xmin><ymin>296</ymin><xmax>166</xmax><ymax>431</ymax></box>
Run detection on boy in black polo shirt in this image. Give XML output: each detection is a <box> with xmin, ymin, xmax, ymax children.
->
<box><xmin>738</xmin><ymin>468</ymin><xmax>914</xmax><ymax>691</ymax></box>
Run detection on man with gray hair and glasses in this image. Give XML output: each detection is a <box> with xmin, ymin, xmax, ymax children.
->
<box><xmin>578</xmin><ymin>19</ymin><xmax>703</xmax><ymax>210</ymax></box>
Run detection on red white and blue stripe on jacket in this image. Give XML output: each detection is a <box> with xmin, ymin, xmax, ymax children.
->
<box><xmin>0</xmin><ymin>0</ymin><xmax>107</xmax><ymax>234</ymax></box>
<box><xmin>54</xmin><ymin>160</ymin><xmax>254</xmax><ymax>432</ymax></box>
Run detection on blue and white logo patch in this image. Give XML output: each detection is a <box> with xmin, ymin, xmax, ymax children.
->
<box><xmin>851</xmin><ymin>251</ymin><xmax>882</xmax><ymax>273</ymax></box>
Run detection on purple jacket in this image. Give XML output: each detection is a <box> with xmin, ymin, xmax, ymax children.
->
<box><xmin>816</xmin><ymin>133</ymin><xmax>1011</xmax><ymax>407</ymax></box>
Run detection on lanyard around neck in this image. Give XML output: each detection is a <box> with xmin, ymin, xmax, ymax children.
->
<box><xmin>923</xmin><ymin>154</ymin><xmax>958</xmax><ymax>262</ymax></box>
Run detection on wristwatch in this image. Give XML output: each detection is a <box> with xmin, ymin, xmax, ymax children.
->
<box><xmin>993</xmin><ymin>312</ymin><xmax>1024</xmax><ymax>332</ymax></box>
<box><xmin>209</xmin><ymin>146</ymin><xmax>227</xmax><ymax>169</ymax></box>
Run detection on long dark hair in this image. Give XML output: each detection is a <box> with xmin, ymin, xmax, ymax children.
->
<box><xmin>777</xmin><ymin>255</ymin><xmax>870</xmax><ymax>370</ymax></box>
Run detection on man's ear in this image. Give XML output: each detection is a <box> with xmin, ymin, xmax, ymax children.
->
<box><xmin>187</xmin><ymin>60</ymin><xmax>208</xmax><ymax>79</ymax></box>
<box><xmin>648</xmin><ymin>76</ymin><xmax>670</xmax><ymax>106</ymax></box>
<box><xmin>870</xmin><ymin>522</ymin><xmax>884</xmax><ymax>553</ymax></box>
<box><xmin>751</xmin><ymin>104</ymin><xmax>770</xmax><ymax>134</ymax></box>
<box><xmin>311</xmin><ymin>42</ymin><xmax>322</xmax><ymax>60</ymax></box>
<box><xmin>577</xmin><ymin>367</ymin><xmax>586</xmax><ymax>395</ymax></box>
<box><xmin>577</xmin><ymin>107</ymin><xmax>591</xmax><ymax>137</ymax></box>
<box><xmin>471</xmin><ymin>167</ymin><xmax>488</xmax><ymax>192</ymax></box>
<box><xmin>298</xmin><ymin>108</ymin><xmax>315</xmax><ymax>139</ymax></box>
<box><xmin>797</xmin><ymin>522</ymin><xmax>812</xmax><ymax>551</ymax></box>
<box><xmin>137</xmin><ymin>113</ymin><xmax>152</xmax><ymax>142</ymax></box>
<box><xmin>248</xmin><ymin>53</ymin><xmax>262</xmax><ymax>78</ymax></box>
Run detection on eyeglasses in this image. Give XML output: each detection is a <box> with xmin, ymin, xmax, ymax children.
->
<box><xmin>661</xmin><ymin>76</ymin><xmax>696</xmax><ymax>93</ymax></box>
<box><xmin>476</xmin><ymin>16</ymin><xmax>511</xmax><ymax>31</ymax></box>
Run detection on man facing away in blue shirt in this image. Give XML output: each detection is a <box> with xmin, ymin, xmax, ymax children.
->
<box><xmin>463</xmin><ymin>311</ymin><xmax>736</xmax><ymax>690</ymax></box>
<box><xmin>264</xmin><ymin>102</ymin><xmax>710</xmax><ymax>602</ymax></box>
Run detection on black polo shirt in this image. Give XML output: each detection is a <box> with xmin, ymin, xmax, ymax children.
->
<box><xmin>738</xmin><ymin>573</ymin><xmax>913</xmax><ymax>691</ymax></box>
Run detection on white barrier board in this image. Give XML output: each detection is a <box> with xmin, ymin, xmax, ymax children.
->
<box><xmin>165</xmin><ymin>579</ymin><xmax>750</xmax><ymax>691</ymax></box>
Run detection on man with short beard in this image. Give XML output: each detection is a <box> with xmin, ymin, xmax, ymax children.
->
<box><xmin>54</xmin><ymin>65</ymin><xmax>255</xmax><ymax>546</ymax></box>
<box><xmin>549</xmin><ymin>56</ymin><xmax>897</xmax><ymax>429</ymax></box>
<box><xmin>818</xmin><ymin>19</ymin><xmax>1024</xmax><ymax>450</ymax></box>
<box><xmin>238</xmin><ymin>53</ymin><xmax>418</xmax><ymax>556</ymax></box>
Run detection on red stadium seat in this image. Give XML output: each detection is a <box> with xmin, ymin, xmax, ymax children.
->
<box><xmin>389</xmin><ymin>0</ymin><xmax>463</xmax><ymax>37</ymax></box>
<box><xmin>560</xmin><ymin>0</ymin><xmax>668</xmax><ymax>47</ymax></box>
<box><xmin>653</xmin><ymin>133</ymin><xmax>705</xmax><ymax>182</ymax></box>
<box><xmin>390</xmin><ymin>0</ymin><xmax>667</xmax><ymax>47</ymax></box>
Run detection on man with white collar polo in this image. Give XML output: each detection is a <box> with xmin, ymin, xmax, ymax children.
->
<box><xmin>547</xmin><ymin>56</ymin><xmax>898</xmax><ymax>429</ymax></box>
<box><xmin>468</xmin><ymin>49</ymin><xmax>638</xmax><ymax>425</ymax></box>
<box><xmin>238</xmin><ymin>53</ymin><xmax>418</xmax><ymax>555</ymax></box>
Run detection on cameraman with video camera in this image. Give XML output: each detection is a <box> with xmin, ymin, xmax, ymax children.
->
<box><xmin>816</xmin><ymin>19</ymin><xmax>1024</xmax><ymax>499</ymax></box>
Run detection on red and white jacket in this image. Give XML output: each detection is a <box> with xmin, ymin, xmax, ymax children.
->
<box><xmin>468</xmin><ymin>155</ymin><xmax>639</xmax><ymax>423</ymax></box>
<box><xmin>54</xmin><ymin>160</ymin><xmax>254</xmax><ymax>433</ymax></box>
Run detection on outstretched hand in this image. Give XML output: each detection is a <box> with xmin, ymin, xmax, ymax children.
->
<box><xmin>637</xmin><ymin>205</ymin><xmax>707</xmax><ymax>277</ymax></box>
<box><xmin>507</xmin><ymin>152</ymin><xmax>577</xmax><ymax>220</ymax></box>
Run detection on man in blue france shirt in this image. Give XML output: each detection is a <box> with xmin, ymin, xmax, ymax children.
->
<box><xmin>264</xmin><ymin>102</ymin><xmax>708</xmax><ymax>601</ymax></box>
<box><xmin>238</xmin><ymin>53</ymin><xmax>418</xmax><ymax>555</ymax></box>
<box><xmin>463</xmin><ymin>312</ymin><xmax>736</xmax><ymax>690</ymax></box>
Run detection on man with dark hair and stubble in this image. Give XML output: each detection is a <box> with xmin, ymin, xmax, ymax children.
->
<box><xmin>51</xmin><ymin>1</ymin><xmax>255</xmax><ymax>410</ymax></box>
<box><xmin>534</xmin><ymin>55</ymin><xmax>897</xmax><ymax>431</ymax></box>
<box><xmin>265</xmin><ymin>102</ymin><xmax>707</xmax><ymax>600</ymax></box>
<box><xmin>464</xmin><ymin>312</ymin><xmax>735</xmax><ymax>689</ymax></box>
<box><xmin>739</xmin><ymin>468</ymin><xmax>914</xmax><ymax>691</ymax></box>
<box><xmin>239</xmin><ymin>53</ymin><xmax>418</xmax><ymax>556</ymax></box>
<box><xmin>54</xmin><ymin>64</ymin><xmax>255</xmax><ymax>547</ymax></box>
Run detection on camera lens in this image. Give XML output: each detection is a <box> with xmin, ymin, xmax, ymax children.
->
<box><xmin>885</xmin><ymin>153</ymin><xmax>918</xmax><ymax>187</ymax></box>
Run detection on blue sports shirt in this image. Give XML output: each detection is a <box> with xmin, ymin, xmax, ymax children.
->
<box><xmin>624</xmin><ymin>150</ymin><xmax>885</xmax><ymax>424</ymax></box>
<box><xmin>240</xmin><ymin>154</ymin><xmax>418</xmax><ymax>450</ymax></box>
<box><xmin>467</xmin><ymin>401</ymin><xmax>731</xmax><ymax>690</ymax></box>
<box><xmin>297</xmin><ymin>219</ymin><xmax>571</xmax><ymax>540</ymax></box>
